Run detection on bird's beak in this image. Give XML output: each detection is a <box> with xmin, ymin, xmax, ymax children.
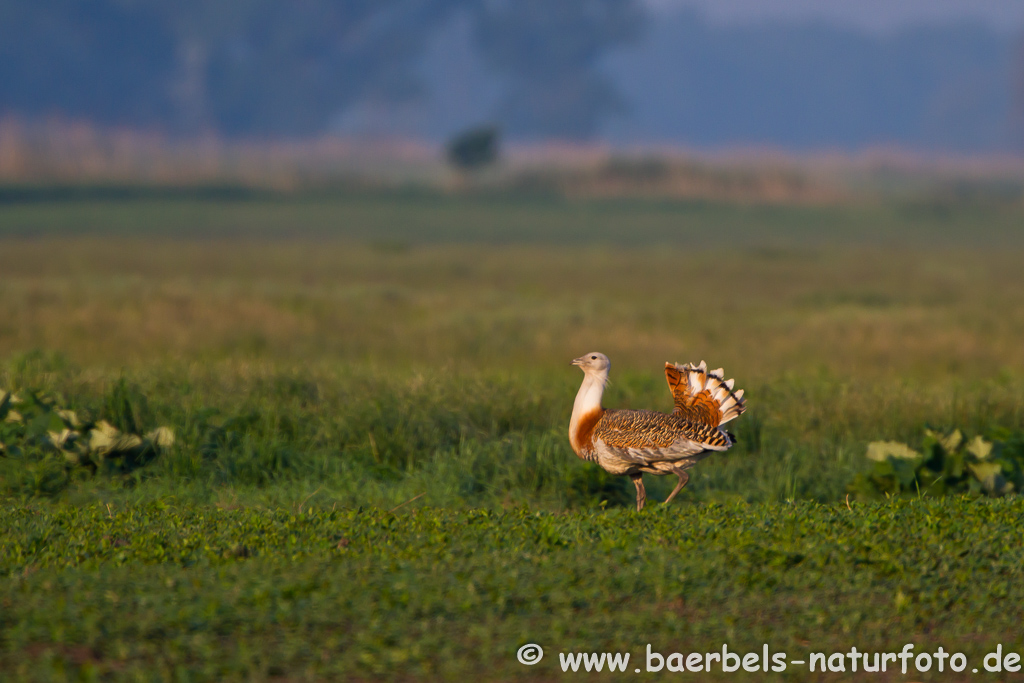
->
<box><xmin>571</xmin><ymin>356</ymin><xmax>585</xmax><ymax>366</ymax></box>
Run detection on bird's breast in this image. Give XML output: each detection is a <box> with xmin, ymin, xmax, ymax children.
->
<box><xmin>569</xmin><ymin>407</ymin><xmax>605</xmax><ymax>458</ymax></box>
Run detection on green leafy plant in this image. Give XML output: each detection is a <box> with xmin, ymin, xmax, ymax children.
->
<box><xmin>847</xmin><ymin>428</ymin><xmax>1024</xmax><ymax>499</ymax></box>
<box><xmin>0</xmin><ymin>388</ymin><xmax>174</xmax><ymax>496</ymax></box>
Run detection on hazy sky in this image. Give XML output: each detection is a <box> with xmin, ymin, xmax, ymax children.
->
<box><xmin>650</xmin><ymin>0</ymin><xmax>1024</xmax><ymax>33</ymax></box>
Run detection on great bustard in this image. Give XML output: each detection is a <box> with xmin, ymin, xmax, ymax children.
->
<box><xmin>569</xmin><ymin>352</ymin><xmax>746</xmax><ymax>511</ymax></box>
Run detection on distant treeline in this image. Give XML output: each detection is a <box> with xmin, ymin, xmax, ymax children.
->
<box><xmin>2</xmin><ymin>2</ymin><xmax>1023</xmax><ymax>151</ymax></box>
<box><xmin>0</xmin><ymin>0</ymin><xmax>643</xmax><ymax>140</ymax></box>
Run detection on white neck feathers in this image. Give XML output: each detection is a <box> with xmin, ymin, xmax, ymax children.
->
<box><xmin>572</xmin><ymin>372</ymin><xmax>606</xmax><ymax>418</ymax></box>
<box><xmin>569</xmin><ymin>370</ymin><xmax>607</xmax><ymax>454</ymax></box>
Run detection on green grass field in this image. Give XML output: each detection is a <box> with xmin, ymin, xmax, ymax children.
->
<box><xmin>3</xmin><ymin>499</ymin><xmax>1024</xmax><ymax>680</ymax></box>
<box><xmin>2</xmin><ymin>189</ymin><xmax>1024</xmax><ymax>680</ymax></box>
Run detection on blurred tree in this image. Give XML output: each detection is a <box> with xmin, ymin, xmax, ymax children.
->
<box><xmin>446</xmin><ymin>125</ymin><xmax>500</xmax><ymax>170</ymax></box>
<box><xmin>0</xmin><ymin>0</ymin><xmax>646</xmax><ymax>139</ymax></box>
<box><xmin>471</xmin><ymin>0</ymin><xmax>644</xmax><ymax>139</ymax></box>
<box><xmin>143</xmin><ymin>0</ymin><xmax>472</xmax><ymax>136</ymax></box>
<box><xmin>0</xmin><ymin>0</ymin><xmax>471</xmax><ymax>136</ymax></box>
<box><xmin>0</xmin><ymin>0</ymin><xmax>176</xmax><ymax>126</ymax></box>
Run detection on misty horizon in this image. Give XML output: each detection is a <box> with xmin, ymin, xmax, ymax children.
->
<box><xmin>2</xmin><ymin>0</ymin><xmax>1022</xmax><ymax>154</ymax></box>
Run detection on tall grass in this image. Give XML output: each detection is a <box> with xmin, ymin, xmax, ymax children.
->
<box><xmin>2</xmin><ymin>194</ymin><xmax>1024</xmax><ymax>508</ymax></box>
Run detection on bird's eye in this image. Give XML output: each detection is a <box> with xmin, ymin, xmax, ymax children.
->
<box><xmin>591</xmin><ymin>355</ymin><xmax>597</xmax><ymax>360</ymax></box>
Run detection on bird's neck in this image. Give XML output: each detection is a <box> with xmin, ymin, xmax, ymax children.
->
<box><xmin>569</xmin><ymin>372</ymin><xmax>607</xmax><ymax>455</ymax></box>
<box><xmin>572</xmin><ymin>372</ymin><xmax>606</xmax><ymax>416</ymax></box>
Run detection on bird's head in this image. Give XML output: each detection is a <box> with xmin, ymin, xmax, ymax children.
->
<box><xmin>571</xmin><ymin>352</ymin><xmax>610</xmax><ymax>378</ymax></box>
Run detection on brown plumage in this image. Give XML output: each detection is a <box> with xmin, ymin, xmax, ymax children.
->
<box><xmin>596</xmin><ymin>409</ymin><xmax>732</xmax><ymax>450</ymax></box>
<box><xmin>569</xmin><ymin>352</ymin><xmax>745</xmax><ymax>511</ymax></box>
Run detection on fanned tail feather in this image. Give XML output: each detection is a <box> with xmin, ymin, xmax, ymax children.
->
<box><xmin>665</xmin><ymin>360</ymin><xmax>746</xmax><ymax>427</ymax></box>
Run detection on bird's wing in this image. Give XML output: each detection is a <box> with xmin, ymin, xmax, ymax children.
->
<box><xmin>594</xmin><ymin>409</ymin><xmax>730</xmax><ymax>464</ymax></box>
<box><xmin>664</xmin><ymin>361</ymin><xmax>745</xmax><ymax>426</ymax></box>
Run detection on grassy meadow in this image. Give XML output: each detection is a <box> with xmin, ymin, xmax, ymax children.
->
<box><xmin>2</xmin><ymin>187</ymin><xmax>1024</xmax><ymax>680</ymax></box>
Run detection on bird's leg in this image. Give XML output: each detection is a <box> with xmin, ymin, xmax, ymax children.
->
<box><xmin>631</xmin><ymin>473</ymin><xmax>646</xmax><ymax>511</ymax></box>
<box><xmin>663</xmin><ymin>469</ymin><xmax>690</xmax><ymax>505</ymax></box>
